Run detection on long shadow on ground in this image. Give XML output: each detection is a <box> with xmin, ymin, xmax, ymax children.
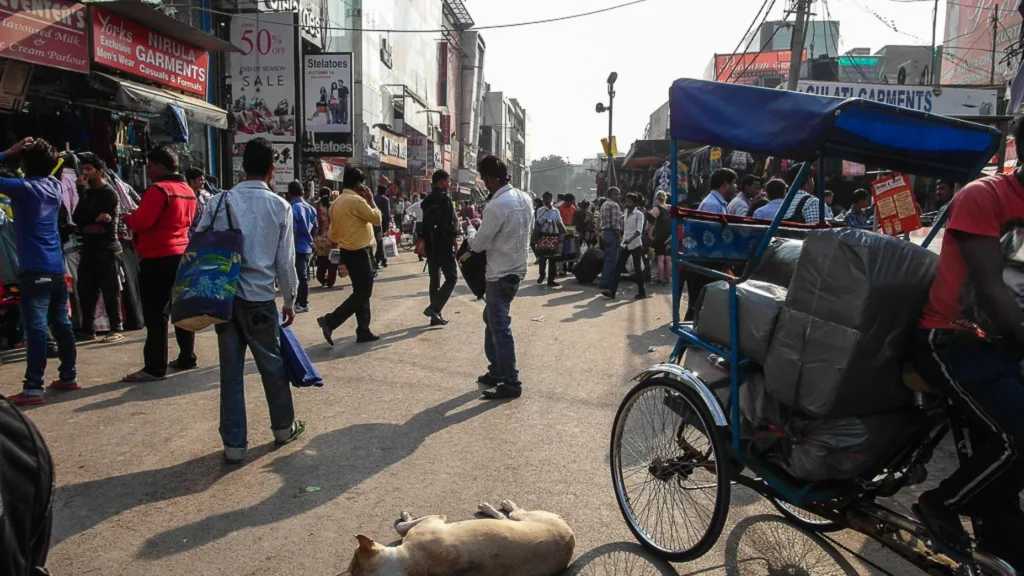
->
<box><xmin>130</xmin><ymin>390</ymin><xmax>501</xmax><ymax>559</ymax></box>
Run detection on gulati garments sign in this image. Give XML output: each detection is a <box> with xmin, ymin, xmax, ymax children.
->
<box><xmin>797</xmin><ymin>81</ymin><xmax>998</xmax><ymax>116</ymax></box>
<box><xmin>714</xmin><ymin>50</ymin><xmax>803</xmax><ymax>84</ymax></box>
<box><xmin>0</xmin><ymin>0</ymin><xmax>88</xmax><ymax>73</ymax></box>
<box><xmin>92</xmin><ymin>6</ymin><xmax>209</xmax><ymax>96</ymax></box>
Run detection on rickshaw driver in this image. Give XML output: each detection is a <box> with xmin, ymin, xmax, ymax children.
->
<box><xmin>911</xmin><ymin>118</ymin><xmax>1024</xmax><ymax>569</ymax></box>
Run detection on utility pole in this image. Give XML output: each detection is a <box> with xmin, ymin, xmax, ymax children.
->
<box><xmin>990</xmin><ymin>4</ymin><xmax>999</xmax><ymax>85</ymax></box>
<box><xmin>930</xmin><ymin>0</ymin><xmax>939</xmax><ymax>83</ymax></box>
<box><xmin>786</xmin><ymin>0</ymin><xmax>809</xmax><ymax>90</ymax></box>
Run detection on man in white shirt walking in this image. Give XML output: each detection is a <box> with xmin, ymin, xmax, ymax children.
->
<box><xmin>195</xmin><ymin>137</ymin><xmax>304</xmax><ymax>463</ymax></box>
<box><xmin>462</xmin><ymin>155</ymin><xmax>533</xmax><ymax>400</ymax></box>
<box><xmin>602</xmin><ymin>192</ymin><xmax>648</xmax><ymax>300</ymax></box>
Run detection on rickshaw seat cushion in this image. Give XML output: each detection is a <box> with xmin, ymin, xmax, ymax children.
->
<box><xmin>680</xmin><ymin>218</ymin><xmax>809</xmax><ymax>261</ymax></box>
<box><xmin>696</xmin><ymin>279</ymin><xmax>787</xmax><ymax>364</ymax></box>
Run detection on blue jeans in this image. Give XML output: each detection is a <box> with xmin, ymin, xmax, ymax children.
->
<box><xmin>600</xmin><ymin>230</ymin><xmax>620</xmax><ymax>286</ymax></box>
<box><xmin>215</xmin><ymin>298</ymin><xmax>295</xmax><ymax>449</ymax></box>
<box><xmin>295</xmin><ymin>252</ymin><xmax>311</xmax><ymax>308</ymax></box>
<box><xmin>20</xmin><ymin>274</ymin><xmax>76</xmax><ymax>390</ymax></box>
<box><xmin>483</xmin><ymin>275</ymin><xmax>521</xmax><ymax>383</ymax></box>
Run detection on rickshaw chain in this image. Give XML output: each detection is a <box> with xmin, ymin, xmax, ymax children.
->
<box><xmin>820</xmin><ymin>533</ymin><xmax>897</xmax><ymax>576</ymax></box>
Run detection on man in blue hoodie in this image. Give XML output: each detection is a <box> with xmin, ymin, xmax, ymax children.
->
<box><xmin>0</xmin><ymin>138</ymin><xmax>77</xmax><ymax>406</ymax></box>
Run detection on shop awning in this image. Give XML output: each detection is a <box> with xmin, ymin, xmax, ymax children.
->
<box><xmin>86</xmin><ymin>1</ymin><xmax>239</xmax><ymax>53</ymax></box>
<box><xmin>94</xmin><ymin>72</ymin><xmax>228</xmax><ymax>129</ymax></box>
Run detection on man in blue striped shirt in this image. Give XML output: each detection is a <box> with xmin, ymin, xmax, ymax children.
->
<box><xmin>697</xmin><ymin>168</ymin><xmax>736</xmax><ymax>214</ymax></box>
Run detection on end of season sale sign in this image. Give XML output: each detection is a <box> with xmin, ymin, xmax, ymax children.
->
<box><xmin>230</xmin><ymin>13</ymin><xmax>296</xmax><ymax>143</ymax></box>
<box><xmin>92</xmin><ymin>7</ymin><xmax>208</xmax><ymax>95</ymax></box>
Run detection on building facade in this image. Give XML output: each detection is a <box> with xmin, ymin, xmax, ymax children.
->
<box><xmin>480</xmin><ymin>89</ymin><xmax>530</xmax><ymax>192</ymax></box>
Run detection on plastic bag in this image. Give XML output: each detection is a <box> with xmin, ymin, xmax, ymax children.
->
<box><xmin>383</xmin><ymin>236</ymin><xmax>398</xmax><ymax>259</ymax></box>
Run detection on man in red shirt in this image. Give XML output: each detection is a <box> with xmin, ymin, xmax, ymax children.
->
<box><xmin>912</xmin><ymin>126</ymin><xmax>1024</xmax><ymax>569</ymax></box>
<box><xmin>122</xmin><ymin>147</ymin><xmax>198</xmax><ymax>382</ymax></box>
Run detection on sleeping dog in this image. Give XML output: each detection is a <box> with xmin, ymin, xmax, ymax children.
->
<box><xmin>340</xmin><ymin>500</ymin><xmax>574</xmax><ymax>576</ymax></box>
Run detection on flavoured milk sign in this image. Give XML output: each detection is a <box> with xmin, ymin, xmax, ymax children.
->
<box><xmin>92</xmin><ymin>7</ymin><xmax>209</xmax><ymax>96</ymax></box>
<box><xmin>0</xmin><ymin>0</ymin><xmax>88</xmax><ymax>73</ymax></box>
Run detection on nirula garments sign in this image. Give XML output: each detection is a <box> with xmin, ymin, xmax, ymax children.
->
<box><xmin>796</xmin><ymin>80</ymin><xmax>998</xmax><ymax>117</ymax></box>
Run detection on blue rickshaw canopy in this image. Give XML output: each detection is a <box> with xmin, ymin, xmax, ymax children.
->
<box><xmin>669</xmin><ymin>78</ymin><xmax>1002</xmax><ymax>182</ymax></box>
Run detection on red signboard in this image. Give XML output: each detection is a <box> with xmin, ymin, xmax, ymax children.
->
<box><xmin>942</xmin><ymin>1</ymin><xmax>1022</xmax><ymax>85</ymax></box>
<box><xmin>714</xmin><ymin>50</ymin><xmax>804</xmax><ymax>84</ymax></box>
<box><xmin>439</xmin><ymin>113</ymin><xmax>450</xmax><ymax>145</ymax></box>
<box><xmin>871</xmin><ymin>173</ymin><xmax>922</xmax><ymax>236</ymax></box>
<box><xmin>0</xmin><ymin>0</ymin><xmax>88</xmax><ymax>73</ymax></box>
<box><xmin>92</xmin><ymin>7</ymin><xmax>208</xmax><ymax>95</ymax></box>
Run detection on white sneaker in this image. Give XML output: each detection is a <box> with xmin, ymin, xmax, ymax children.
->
<box><xmin>294</xmin><ymin>305</ymin><xmax>309</xmax><ymax>313</ymax></box>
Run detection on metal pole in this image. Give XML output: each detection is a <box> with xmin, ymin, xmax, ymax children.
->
<box><xmin>930</xmin><ymin>0</ymin><xmax>939</xmax><ymax>83</ymax></box>
<box><xmin>991</xmin><ymin>4</ymin><xmax>999</xmax><ymax>85</ymax></box>
<box><xmin>786</xmin><ymin>0</ymin><xmax>809</xmax><ymax>91</ymax></box>
<box><xmin>607</xmin><ymin>90</ymin><xmax>617</xmax><ymax>188</ymax></box>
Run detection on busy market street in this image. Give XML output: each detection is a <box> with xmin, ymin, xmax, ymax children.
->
<box><xmin>1</xmin><ymin>251</ymin><xmax>955</xmax><ymax>576</ymax></box>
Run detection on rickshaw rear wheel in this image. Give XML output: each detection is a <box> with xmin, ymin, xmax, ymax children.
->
<box><xmin>611</xmin><ymin>376</ymin><xmax>731</xmax><ymax>561</ymax></box>
<box><xmin>770</xmin><ymin>498</ymin><xmax>844</xmax><ymax>533</ymax></box>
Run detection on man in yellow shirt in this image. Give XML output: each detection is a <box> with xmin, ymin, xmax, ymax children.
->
<box><xmin>316</xmin><ymin>167</ymin><xmax>382</xmax><ymax>345</ymax></box>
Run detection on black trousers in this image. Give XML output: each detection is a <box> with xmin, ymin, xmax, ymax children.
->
<box><xmin>428</xmin><ymin>252</ymin><xmax>458</xmax><ymax>313</ymax></box>
<box><xmin>375</xmin><ymin>236</ymin><xmax>387</xmax><ymax>265</ymax></box>
<box><xmin>78</xmin><ymin>249</ymin><xmax>123</xmax><ymax>334</ymax></box>
<box><xmin>324</xmin><ymin>247</ymin><xmax>374</xmax><ymax>333</ymax></box>
<box><xmin>537</xmin><ymin>256</ymin><xmax>557</xmax><ymax>282</ymax></box>
<box><xmin>609</xmin><ymin>246</ymin><xmax>646</xmax><ymax>297</ymax></box>
<box><xmin>139</xmin><ymin>254</ymin><xmax>196</xmax><ymax>376</ymax></box>
<box><xmin>315</xmin><ymin>255</ymin><xmax>338</xmax><ymax>287</ymax></box>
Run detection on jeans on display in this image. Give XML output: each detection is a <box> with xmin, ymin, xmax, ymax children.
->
<box><xmin>20</xmin><ymin>273</ymin><xmax>77</xmax><ymax>390</ymax></box>
<box><xmin>483</xmin><ymin>275</ymin><xmax>520</xmax><ymax>383</ymax></box>
<box><xmin>215</xmin><ymin>298</ymin><xmax>295</xmax><ymax>449</ymax></box>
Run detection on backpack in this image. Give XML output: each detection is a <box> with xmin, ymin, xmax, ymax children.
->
<box><xmin>0</xmin><ymin>395</ymin><xmax>54</xmax><ymax>576</ymax></box>
<box><xmin>788</xmin><ymin>194</ymin><xmax>815</xmax><ymax>224</ymax></box>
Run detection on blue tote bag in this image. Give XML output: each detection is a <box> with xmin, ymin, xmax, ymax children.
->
<box><xmin>171</xmin><ymin>194</ymin><xmax>244</xmax><ymax>331</ymax></box>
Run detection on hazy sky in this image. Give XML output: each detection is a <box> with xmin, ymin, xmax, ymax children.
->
<box><xmin>463</xmin><ymin>0</ymin><xmax>946</xmax><ymax>163</ymax></box>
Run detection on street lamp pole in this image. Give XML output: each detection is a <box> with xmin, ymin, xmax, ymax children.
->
<box><xmin>596</xmin><ymin>71</ymin><xmax>619</xmax><ymax>194</ymax></box>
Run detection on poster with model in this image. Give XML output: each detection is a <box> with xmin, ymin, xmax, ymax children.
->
<box><xmin>303</xmin><ymin>53</ymin><xmax>353</xmax><ymax>157</ymax></box>
<box><xmin>229</xmin><ymin>13</ymin><xmax>296</xmax><ymax>143</ymax></box>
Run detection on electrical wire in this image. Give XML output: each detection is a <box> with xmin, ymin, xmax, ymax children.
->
<box><xmin>729</xmin><ymin>11</ymin><xmax>791</xmax><ymax>83</ymax></box>
<box><xmin>849</xmin><ymin>0</ymin><xmax>929</xmax><ymax>42</ymax></box>
<box><xmin>189</xmin><ymin>0</ymin><xmax>655</xmax><ymax>34</ymax></box>
<box><xmin>717</xmin><ymin>0</ymin><xmax>775</xmax><ymax>80</ymax></box>
<box><xmin>722</xmin><ymin>0</ymin><xmax>781</xmax><ymax>82</ymax></box>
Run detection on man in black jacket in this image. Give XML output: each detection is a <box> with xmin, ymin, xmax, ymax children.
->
<box><xmin>420</xmin><ymin>170</ymin><xmax>458</xmax><ymax>326</ymax></box>
<box><xmin>72</xmin><ymin>153</ymin><xmax>124</xmax><ymax>342</ymax></box>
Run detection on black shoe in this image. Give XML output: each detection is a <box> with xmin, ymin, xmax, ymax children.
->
<box><xmin>601</xmin><ymin>290</ymin><xmax>616</xmax><ymax>299</ymax></box>
<box><xmin>430</xmin><ymin>316</ymin><xmax>448</xmax><ymax>326</ymax></box>
<box><xmin>537</xmin><ymin>276</ymin><xmax>545</xmax><ymax>284</ymax></box>
<box><xmin>477</xmin><ymin>373</ymin><xmax>502</xmax><ymax>387</ymax></box>
<box><xmin>381</xmin><ymin>262</ymin><xmax>388</xmax><ymax>268</ymax></box>
<box><xmin>635</xmin><ymin>293</ymin><xmax>648</xmax><ymax>300</ymax></box>
<box><xmin>914</xmin><ymin>491</ymin><xmax>972</xmax><ymax>561</ymax></box>
<box><xmin>547</xmin><ymin>280</ymin><xmax>560</xmax><ymax>288</ymax></box>
<box><xmin>316</xmin><ymin>316</ymin><xmax>334</xmax><ymax>347</ymax></box>
<box><xmin>356</xmin><ymin>331</ymin><xmax>381</xmax><ymax>343</ymax></box>
<box><xmin>482</xmin><ymin>382</ymin><xmax>522</xmax><ymax>399</ymax></box>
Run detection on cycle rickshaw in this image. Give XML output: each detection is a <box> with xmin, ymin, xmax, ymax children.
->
<box><xmin>610</xmin><ymin>78</ymin><xmax>1017</xmax><ymax>575</ymax></box>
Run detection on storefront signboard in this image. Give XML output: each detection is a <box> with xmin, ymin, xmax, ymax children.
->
<box><xmin>92</xmin><ymin>7</ymin><xmax>209</xmax><ymax>96</ymax></box>
<box><xmin>942</xmin><ymin>1</ymin><xmax>1021</xmax><ymax>85</ymax></box>
<box><xmin>0</xmin><ymin>0</ymin><xmax>88</xmax><ymax>73</ymax></box>
<box><xmin>303</xmin><ymin>53</ymin><xmax>353</xmax><ymax>157</ymax></box>
<box><xmin>230</xmin><ymin>13</ymin><xmax>296</xmax><ymax>143</ymax></box>
<box><xmin>319</xmin><ymin>157</ymin><xmax>346</xmax><ymax>181</ymax></box>
<box><xmin>714</xmin><ymin>50</ymin><xmax>802</xmax><ymax>84</ymax></box>
<box><xmin>407</xmin><ymin>133</ymin><xmax>427</xmax><ymax>175</ymax></box>
<box><xmin>273</xmin><ymin>143</ymin><xmax>295</xmax><ymax>194</ymax></box>
<box><xmin>379</xmin><ymin>130</ymin><xmax>407</xmax><ymax>168</ymax></box>
<box><xmin>362</xmin><ymin>124</ymin><xmax>380</xmax><ymax>168</ymax></box>
<box><xmin>797</xmin><ymin>81</ymin><xmax>998</xmax><ymax>116</ymax></box>
<box><xmin>871</xmin><ymin>173</ymin><xmax>922</xmax><ymax>236</ymax></box>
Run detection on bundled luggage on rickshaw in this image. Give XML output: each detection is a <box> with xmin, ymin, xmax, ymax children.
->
<box><xmin>610</xmin><ymin>78</ymin><xmax>1019</xmax><ymax>575</ymax></box>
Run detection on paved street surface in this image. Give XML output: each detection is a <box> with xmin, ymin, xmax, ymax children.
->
<box><xmin>2</xmin><ymin>251</ymin><xmax>949</xmax><ymax>576</ymax></box>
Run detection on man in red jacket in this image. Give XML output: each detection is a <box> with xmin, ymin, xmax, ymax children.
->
<box><xmin>122</xmin><ymin>146</ymin><xmax>198</xmax><ymax>382</ymax></box>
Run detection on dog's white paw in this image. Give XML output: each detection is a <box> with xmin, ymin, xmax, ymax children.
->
<box><xmin>500</xmin><ymin>500</ymin><xmax>518</xmax><ymax>513</ymax></box>
<box><xmin>478</xmin><ymin>502</ymin><xmax>504</xmax><ymax>519</ymax></box>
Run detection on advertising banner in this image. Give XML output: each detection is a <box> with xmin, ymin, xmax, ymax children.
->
<box><xmin>842</xmin><ymin>160</ymin><xmax>865</xmax><ymax>177</ymax></box>
<box><xmin>715</xmin><ymin>50</ymin><xmax>802</xmax><ymax>84</ymax></box>
<box><xmin>0</xmin><ymin>0</ymin><xmax>88</xmax><ymax>73</ymax></box>
<box><xmin>797</xmin><ymin>81</ymin><xmax>998</xmax><ymax>116</ymax></box>
<box><xmin>230</xmin><ymin>13</ymin><xmax>296</xmax><ymax>143</ymax></box>
<box><xmin>303</xmin><ymin>53</ymin><xmax>353</xmax><ymax>157</ymax></box>
<box><xmin>319</xmin><ymin>157</ymin><xmax>346</xmax><ymax>181</ymax></box>
<box><xmin>871</xmin><ymin>173</ymin><xmax>922</xmax><ymax>236</ymax></box>
<box><xmin>942</xmin><ymin>1</ymin><xmax>1022</xmax><ymax>85</ymax></box>
<box><xmin>92</xmin><ymin>7</ymin><xmax>208</xmax><ymax>95</ymax></box>
<box><xmin>407</xmin><ymin>133</ymin><xmax>427</xmax><ymax>175</ymax></box>
<box><xmin>273</xmin><ymin>143</ymin><xmax>296</xmax><ymax>194</ymax></box>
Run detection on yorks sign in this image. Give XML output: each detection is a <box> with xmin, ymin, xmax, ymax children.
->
<box><xmin>230</xmin><ymin>13</ymin><xmax>296</xmax><ymax>143</ymax></box>
<box><xmin>797</xmin><ymin>81</ymin><xmax>998</xmax><ymax>117</ymax></box>
<box><xmin>303</xmin><ymin>53</ymin><xmax>353</xmax><ymax>157</ymax></box>
<box><xmin>0</xmin><ymin>0</ymin><xmax>88</xmax><ymax>73</ymax></box>
<box><xmin>92</xmin><ymin>7</ymin><xmax>209</xmax><ymax>96</ymax></box>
